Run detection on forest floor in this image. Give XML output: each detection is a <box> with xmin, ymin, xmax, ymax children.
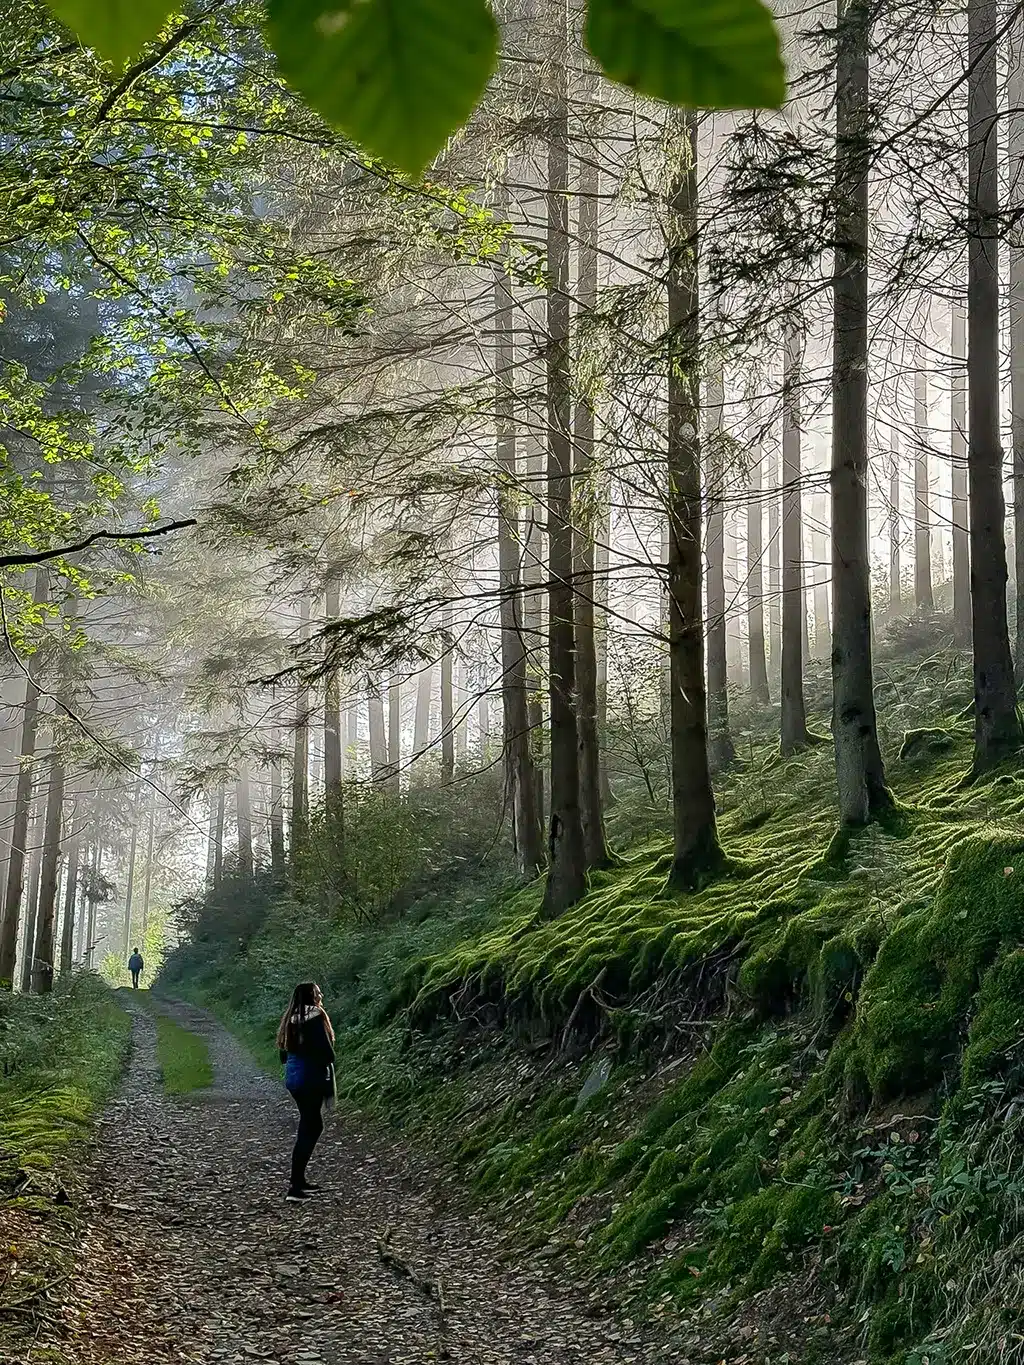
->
<box><xmin>32</xmin><ymin>994</ymin><xmax>671</xmax><ymax>1365</ymax></box>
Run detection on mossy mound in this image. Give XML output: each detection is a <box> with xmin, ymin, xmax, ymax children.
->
<box><xmin>850</xmin><ymin>830</ymin><xmax>1024</xmax><ymax>1099</ymax></box>
<box><xmin>898</xmin><ymin>726</ymin><xmax>958</xmax><ymax>763</ymax></box>
<box><xmin>399</xmin><ymin>756</ymin><xmax>967</xmax><ymax>1045</ymax></box>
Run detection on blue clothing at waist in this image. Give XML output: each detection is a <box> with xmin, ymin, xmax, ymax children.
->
<box><xmin>285</xmin><ymin>1053</ymin><xmax>329</xmax><ymax>1092</ymax></box>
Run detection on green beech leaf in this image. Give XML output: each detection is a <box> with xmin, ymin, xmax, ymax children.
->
<box><xmin>266</xmin><ymin>0</ymin><xmax>499</xmax><ymax>177</ymax></box>
<box><xmin>44</xmin><ymin>0</ymin><xmax>176</xmax><ymax>66</ymax></box>
<box><xmin>585</xmin><ymin>0</ymin><xmax>785</xmax><ymax>109</ymax></box>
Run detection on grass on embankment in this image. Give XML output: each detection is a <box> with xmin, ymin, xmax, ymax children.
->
<box><xmin>1</xmin><ymin>974</ymin><xmax>130</xmax><ymax>1186</ymax></box>
<box><xmin>162</xmin><ymin>647</ymin><xmax>1024</xmax><ymax>1363</ymax></box>
<box><xmin>1</xmin><ymin>973</ymin><xmax>131</xmax><ymax>1353</ymax></box>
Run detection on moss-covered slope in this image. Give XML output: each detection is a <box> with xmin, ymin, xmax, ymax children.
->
<box><xmin>163</xmin><ymin>679</ymin><xmax>1024</xmax><ymax>1364</ymax></box>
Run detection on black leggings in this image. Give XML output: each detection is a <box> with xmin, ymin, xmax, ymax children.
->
<box><xmin>288</xmin><ymin>1088</ymin><xmax>325</xmax><ymax>1189</ymax></box>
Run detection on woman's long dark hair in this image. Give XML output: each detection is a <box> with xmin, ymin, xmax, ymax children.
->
<box><xmin>276</xmin><ymin>982</ymin><xmax>335</xmax><ymax>1052</ymax></box>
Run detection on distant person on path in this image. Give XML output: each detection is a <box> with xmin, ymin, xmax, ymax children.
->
<box><xmin>277</xmin><ymin>981</ymin><xmax>335</xmax><ymax>1203</ymax></box>
<box><xmin>128</xmin><ymin>948</ymin><xmax>144</xmax><ymax>989</ymax></box>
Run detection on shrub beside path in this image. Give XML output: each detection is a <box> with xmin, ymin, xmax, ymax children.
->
<box><xmin>45</xmin><ymin>996</ymin><xmax>670</xmax><ymax>1365</ymax></box>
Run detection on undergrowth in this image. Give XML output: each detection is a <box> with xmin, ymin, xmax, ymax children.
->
<box><xmin>163</xmin><ymin>643</ymin><xmax>1024</xmax><ymax>1363</ymax></box>
<box><xmin>0</xmin><ymin>974</ymin><xmax>131</xmax><ymax>1353</ymax></box>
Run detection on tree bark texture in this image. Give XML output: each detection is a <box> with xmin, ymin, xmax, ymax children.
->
<box><xmin>666</xmin><ymin>112</ymin><xmax>721</xmax><ymax>889</ymax></box>
<box><xmin>830</xmin><ymin>0</ymin><xmax>890</xmax><ymax>822</ymax></box>
<box><xmin>541</xmin><ymin>0</ymin><xmax>587</xmax><ymax>916</ymax></box>
<box><xmin>705</xmin><ymin>359</ymin><xmax>734</xmax><ymax>769</ymax></box>
<box><xmin>573</xmin><ymin>149</ymin><xmax>610</xmax><ymax>870</ymax></box>
<box><xmin>746</xmin><ymin>435</ymin><xmax>770</xmax><ymax>703</ymax></box>
<box><xmin>781</xmin><ymin>324</ymin><xmax>809</xmax><ymax>754</ymax></box>
<box><xmin>950</xmin><ymin>301</ymin><xmax>971</xmax><ymax>646</ymax></box>
<box><xmin>968</xmin><ymin>0</ymin><xmax>1021</xmax><ymax>766</ymax></box>
<box><xmin>914</xmin><ymin>366</ymin><xmax>934</xmax><ymax>611</ymax></box>
<box><xmin>495</xmin><ymin>205</ymin><xmax>545</xmax><ymax>878</ymax></box>
<box><xmin>0</xmin><ymin>567</ymin><xmax>48</xmax><ymax>986</ymax></box>
<box><xmin>32</xmin><ymin>746</ymin><xmax>65</xmax><ymax>993</ymax></box>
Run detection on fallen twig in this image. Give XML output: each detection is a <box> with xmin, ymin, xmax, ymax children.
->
<box><xmin>376</xmin><ymin>1228</ymin><xmax>444</xmax><ymax>1305</ymax></box>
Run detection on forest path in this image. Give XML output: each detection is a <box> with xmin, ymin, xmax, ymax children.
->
<box><xmin>52</xmin><ymin>995</ymin><xmax>667</xmax><ymax>1365</ymax></box>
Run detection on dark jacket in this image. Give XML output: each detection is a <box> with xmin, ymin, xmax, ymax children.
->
<box><xmin>128</xmin><ymin>953</ymin><xmax>144</xmax><ymax>973</ymax></box>
<box><xmin>280</xmin><ymin>1011</ymin><xmax>335</xmax><ymax>1094</ymax></box>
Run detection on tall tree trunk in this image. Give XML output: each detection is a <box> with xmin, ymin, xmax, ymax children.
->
<box><xmin>830</xmin><ymin>0</ymin><xmax>890</xmax><ymax>822</ymax></box>
<box><xmin>59</xmin><ymin>821</ymin><xmax>79</xmax><ymax>978</ymax></box>
<box><xmin>968</xmin><ymin>0</ymin><xmax>1020</xmax><ymax>764</ymax></box>
<box><xmin>140</xmin><ymin>786</ymin><xmax>156</xmax><ymax>943</ymax></box>
<box><xmin>387</xmin><ymin>673</ymin><xmax>402</xmax><ymax>792</ymax></box>
<box><xmin>440</xmin><ymin>613</ymin><xmax>455</xmax><ymax>783</ymax></box>
<box><xmin>767</xmin><ymin>448</ymin><xmax>781</xmax><ymax>675</ymax></box>
<box><xmin>413</xmin><ymin>663</ymin><xmax>433</xmax><ymax>762</ymax></box>
<box><xmin>495</xmin><ymin>210</ymin><xmax>545</xmax><ymax>877</ymax></box>
<box><xmin>781</xmin><ymin>323</ymin><xmax>809</xmax><ymax>753</ymax></box>
<box><xmin>0</xmin><ymin>567</ymin><xmax>47</xmax><ymax>986</ymax></box>
<box><xmin>85</xmin><ymin>840</ymin><xmax>100</xmax><ymax>969</ymax></box>
<box><xmin>705</xmin><ymin>359</ymin><xmax>734</xmax><ymax>769</ymax></box>
<box><xmin>595</xmin><ymin>498</ymin><xmax>613</xmax><ymax>806</ymax></box>
<box><xmin>33</xmin><ymin>747</ymin><xmax>65</xmax><ymax>993</ymax></box>
<box><xmin>236</xmin><ymin>763</ymin><xmax>253</xmax><ymax>881</ymax></box>
<box><xmin>0</xmin><ymin>680</ymin><xmax>18</xmax><ymax>929</ymax></box>
<box><xmin>121</xmin><ymin>788</ymin><xmax>139</xmax><ymax>958</ymax></box>
<box><xmin>477</xmin><ymin>690</ymin><xmax>491</xmax><ymax>756</ymax></box>
<box><xmin>889</xmin><ymin>440</ymin><xmax>902</xmax><ymax>616</ymax></box>
<box><xmin>666</xmin><ymin>112</ymin><xmax>721</xmax><ymax>889</ymax></box>
<box><xmin>950</xmin><ymin>300</ymin><xmax>972</xmax><ymax>646</ymax></box>
<box><xmin>324</xmin><ymin>582</ymin><xmax>343</xmax><ymax>797</ymax></box>
<box><xmin>812</xmin><ymin>502</ymin><xmax>832</xmax><ymax>661</ymax></box>
<box><xmin>206</xmin><ymin>793</ymin><xmax>217</xmax><ymax>885</ymax></box>
<box><xmin>541</xmin><ymin>0</ymin><xmax>587</xmax><ymax>916</ymax></box>
<box><xmin>323</xmin><ymin>582</ymin><xmax>345</xmax><ymax>846</ymax></box>
<box><xmin>368</xmin><ymin>685</ymin><xmax>389</xmax><ymax>781</ymax></box>
<box><xmin>19</xmin><ymin>793</ymin><xmax>44</xmax><ymax>993</ymax></box>
<box><xmin>454</xmin><ymin>661</ymin><xmax>468</xmax><ymax>763</ymax></box>
<box><xmin>524</xmin><ymin>439</ymin><xmax>546</xmax><ymax>823</ymax></box>
<box><xmin>269</xmin><ymin>728</ymin><xmax>286</xmax><ymax>876</ymax></box>
<box><xmin>75</xmin><ymin>823</ymin><xmax>93</xmax><ymax>964</ymax></box>
<box><xmin>573</xmin><ymin>150</ymin><xmax>610</xmax><ymax>870</ymax></box>
<box><xmin>725</xmin><ymin>512</ymin><xmax>744</xmax><ymax>680</ymax></box>
<box><xmin>1010</xmin><ymin>29</ymin><xmax>1024</xmax><ymax>675</ymax></box>
<box><xmin>291</xmin><ymin>599</ymin><xmax>310</xmax><ymax>855</ymax></box>
<box><xmin>747</xmin><ymin>439</ymin><xmax>770</xmax><ymax>703</ymax></box>
<box><xmin>659</xmin><ymin>512</ymin><xmax>672</xmax><ymax>726</ymax></box>
<box><xmin>212</xmin><ymin>786</ymin><xmax>225</xmax><ymax>888</ymax></box>
<box><xmin>914</xmin><ymin>365</ymin><xmax>934</xmax><ymax>611</ymax></box>
<box><xmin>323</xmin><ymin>688</ymin><xmax>343</xmax><ymax>793</ymax></box>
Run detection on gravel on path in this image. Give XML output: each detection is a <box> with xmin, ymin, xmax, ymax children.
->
<box><xmin>44</xmin><ymin>994</ymin><xmax>674</xmax><ymax>1365</ymax></box>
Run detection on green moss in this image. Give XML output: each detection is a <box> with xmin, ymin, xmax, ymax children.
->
<box><xmin>960</xmin><ymin>949</ymin><xmax>1024</xmax><ymax>1085</ymax></box>
<box><xmin>852</xmin><ymin>830</ymin><xmax>1024</xmax><ymax>1098</ymax></box>
<box><xmin>0</xmin><ymin>975</ymin><xmax>131</xmax><ymax>1360</ymax></box>
<box><xmin>159</xmin><ymin>645</ymin><xmax>1024</xmax><ymax>1361</ymax></box>
<box><xmin>715</xmin><ymin>1183</ymin><xmax>837</xmax><ymax>1286</ymax></box>
<box><xmin>0</xmin><ymin>975</ymin><xmax>130</xmax><ymax>1179</ymax></box>
<box><xmin>152</xmin><ymin>1015</ymin><xmax>213</xmax><ymax>1094</ymax></box>
<box><xmin>899</xmin><ymin>727</ymin><xmax>957</xmax><ymax>763</ymax></box>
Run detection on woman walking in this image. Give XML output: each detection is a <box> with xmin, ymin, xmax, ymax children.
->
<box><xmin>277</xmin><ymin>982</ymin><xmax>335</xmax><ymax>1202</ymax></box>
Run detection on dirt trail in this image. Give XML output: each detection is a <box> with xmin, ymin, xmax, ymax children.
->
<box><xmin>41</xmin><ymin>996</ymin><xmax>672</xmax><ymax>1365</ymax></box>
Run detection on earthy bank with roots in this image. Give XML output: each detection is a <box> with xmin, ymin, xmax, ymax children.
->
<box><xmin>160</xmin><ymin>648</ymin><xmax>1024</xmax><ymax>1365</ymax></box>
